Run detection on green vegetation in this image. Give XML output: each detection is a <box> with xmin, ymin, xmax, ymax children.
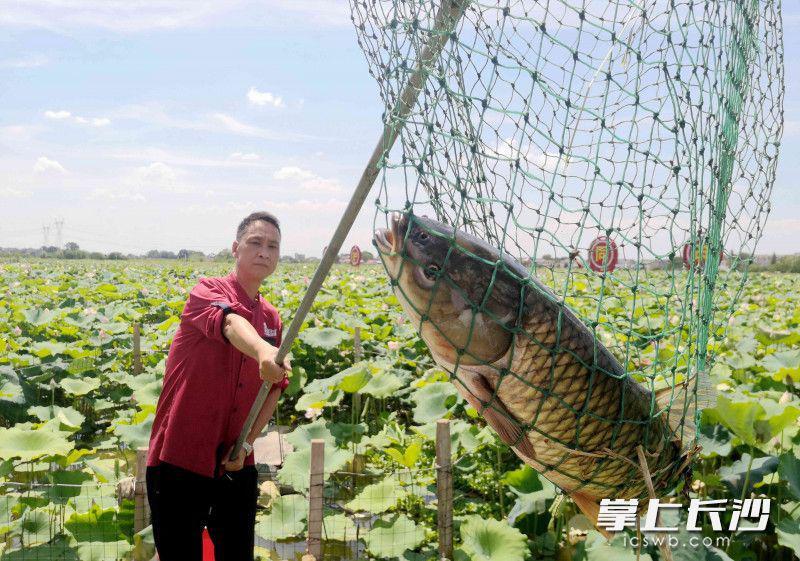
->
<box><xmin>0</xmin><ymin>261</ymin><xmax>798</xmax><ymax>560</ymax></box>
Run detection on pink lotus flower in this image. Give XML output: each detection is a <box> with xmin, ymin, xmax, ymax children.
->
<box><xmin>13</xmin><ymin>326</ymin><xmax>22</xmax><ymax>336</ymax></box>
<box><xmin>388</xmin><ymin>341</ymin><xmax>400</xmax><ymax>351</ymax></box>
<box><xmin>305</xmin><ymin>407</ymin><xmax>323</xmax><ymax>420</ymax></box>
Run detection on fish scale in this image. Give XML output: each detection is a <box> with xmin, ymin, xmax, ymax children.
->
<box><xmin>485</xmin><ymin>293</ymin><xmax>684</xmax><ymax>497</ymax></box>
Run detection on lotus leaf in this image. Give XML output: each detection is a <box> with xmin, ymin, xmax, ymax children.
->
<box><xmin>254</xmin><ymin>494</ymin><xmax>307</xmax><ymax>541</ymax></box>
<box><xmin>0</xmin><ymin>425</ymin><xmax>73</xmax><ymax>461</ymax></box>
<box><xmin>299</xmin><ymin>327</ymin><xmax>349</xmax><ymax>350</ymax></box>
<box><xmin>458</xmin><ymin>515</ymin><xmax>529</xmax><ymax>561</ymax></box>
<box><xmin>364</xmin><ymin>514</ymin><xmax>424</xmax><ymax>559</ymax></box>
<box><xmin>347</xmin><ymin>479</ymin><xmax>406</xmax><ymax>514</ymax></box>
<box><xmin>322</xmin><ymin>513</ymin><xmax>359</xmax><ymax>542</ymax></box>
<box><xmin>411</xmin><ymin>382</ymin><xmax>461</xmax><ymax>424</ymax></box>
<box><xmin>64</xmin><ymin>505</ymin><xmax>126</xmax><ymax>544</ymax></box>
<box><xmin>277</xmin><ymin>447</ymin><xmax>352</xmax><ymax>492</ymax></box>
<box><xmin>60</xmin><ymin>377</ymin><xmax>101</xmax><ymax>396</ymax></box>
<box><xmin>73</xmin><ymin>540</ymin><xmax>134</xmax><ymax>561</ymax></box>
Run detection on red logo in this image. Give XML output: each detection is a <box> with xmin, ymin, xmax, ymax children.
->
<box><xmin>682</xmin><ymin>240</ymin><xmax>722</xmax><ymax>270</ymax></box>
<box><xmin>587</xmin><ymin>236</ymin><xmax>618</xmax><ymax>273</ymax></box>
<box><xmin>350</xmin><ymin>245</ymin><xmax>362</xmax><ymax>267</ymax></box>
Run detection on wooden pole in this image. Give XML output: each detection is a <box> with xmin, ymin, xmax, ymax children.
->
<box><xmin>352</xmin><ymin>326</ymin><xmax>363</xmax><ymax>425</ymax></box>
<box><xmin>132</xmin><ymin>323</ymin><xmax>143</xmax><ymax>375</ymax></box>
<box><xmin>307</xmin><ymin>439</ymin><xmax>325</xmax><ymax>560</ymax></box>
<box><xmin>353</xmin><ymin>326</ymin><xmax>362</xmax><ymax>361</ymax></box>
<box><xmin>134</xmin><ymin>447</ymin><xmax>149</xmax><ymax>533</ymax></box>
<box><xmin>436</xmin><ymin>419</ymin><xmax>453</xmax><ymax>560</ymax></box>
<box><xmin>636</xmin><ymin>445</ymin><xmax>673</xmax><ymax>561</ymax></box>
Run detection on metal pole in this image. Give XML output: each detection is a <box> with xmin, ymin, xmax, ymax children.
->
<box><xmin>231</xmin><ymin>0</ymin><xmax>470</xmax><ymax>460</ymax></box>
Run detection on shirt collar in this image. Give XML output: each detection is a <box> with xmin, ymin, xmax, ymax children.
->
<box><xmin>227</xmin><ymin>271</ymin><xmax>260</xmax><ymax>309</ymax></box>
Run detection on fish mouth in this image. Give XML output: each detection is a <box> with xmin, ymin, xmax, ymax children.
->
<box><xmin>374</xmin><ymin>212</ymin><xmax>402</xmax><ymax>254</ymax></box>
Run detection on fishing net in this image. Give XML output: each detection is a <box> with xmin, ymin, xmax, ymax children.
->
<box><xmin>352</xmin><ymin>0</ymin><xmax>784</xmax><ymax>498</ymax></box>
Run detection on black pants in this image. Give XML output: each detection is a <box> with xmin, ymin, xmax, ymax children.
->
<box><xmin>146</xmin><ymin>462</ymin><xmax>258</xmax><ymax>561</ymax></box>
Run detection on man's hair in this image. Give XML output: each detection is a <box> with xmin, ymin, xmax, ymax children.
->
<box><xmin>236</xmin><ymin>211</ymin><xmax>281</xmax><ymax>240</ymax></box>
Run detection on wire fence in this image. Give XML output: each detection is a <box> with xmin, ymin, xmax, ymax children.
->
<box><xmin>2</xmin><ymin>319</ymin><xmax>454</xmax><ymax>560</ymax></box>
<box><xmin>0</xmin><ymin>455</ymin><xmax>450</xmax><ymax>560</ymax></box>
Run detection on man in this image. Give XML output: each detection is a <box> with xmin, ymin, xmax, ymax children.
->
<box><xmin>146</xmin><ymin>211</ymin><xmax>291</xmax><ymax>561</ymax></box>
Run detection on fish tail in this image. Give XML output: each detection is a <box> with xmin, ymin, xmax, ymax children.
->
<box><xmin>569</xmin><ymin>491</ymin><xmax>613</xmax><ymax>540</ymax></box>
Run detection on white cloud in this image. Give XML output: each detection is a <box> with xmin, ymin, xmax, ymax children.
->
<box><xmin>33</xmin><ymin>156</ymin><xmax>67</xmax><ymax>174</ymax></box>
<box><xmin>128</xmin><ymin>162</ymin><xmax>187</xmax><ymax>193</ymax></box>
<box><xmin>0</xmin><ymin>186</ymin><xmax>32</xmax><ymax>198</ymax></box>
<box><xmin>45</xmin><ymin>110</ymin><xmax>111</xmax><ymax>127</ymax></box>
<box><xmin>105</xmin><ymin>103</ymin><xmax>328</xmax><ymax>142</ymax></box>
<box><xmin>213</xmin><ymin>113</ymin><xmax>280</xmax><ymax>139</ymax></box>
<box><xmin>109</xmin><ymin>146</ymin><xmax>270</xmax><ymax>169</ymax></box>
<box><xmin>273</xmin><ymin>166</ymin><xmax>343</xmax><ymax>193</ymax></box>
<box><xmin>229</xmin><ymin>152</ymin><xmax>261</xmax><ymax>161</ymax></box>
<box><xmin>274</xmin><ymin>166</ymin><xmax>315</xmax><ymax>181</ymax></box>
<box><xmin>0</xmin><ymin>54</ymin><xmax>49</xmax><ymax>68</ymax></box>
<box><xmin>247</xmin><ymin>87</ymin><xmax>285</xmax><ymax>108</ymax></box>
<box><xmin>493</xmin><ymin>138</ymin><xmax>577</xmax><ymax>174</ymax></box>
<box><xmin>75</xmin><ymin>116</ymin><xmax>111</xmax><ymax>127</ymax></box>
<box><xmin>44</xmin><ymin>110</ymin><xmax>71</xmax><ymax>120</ymax></box>
<box><xmin>136</xmin><ymin>162</ymin><xmax>177</xmax><ymax>183</ymax></box>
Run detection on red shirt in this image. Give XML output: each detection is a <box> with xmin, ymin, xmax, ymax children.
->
<box><xmin>147</xmin><ymin>272</ymin><xmax>288</xmax><ymax>478</ymax></box>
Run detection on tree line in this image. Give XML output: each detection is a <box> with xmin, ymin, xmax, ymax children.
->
<box><xmin>0</xmin><ymin>243</ymin><xmax>375</xmax><ymax>263</ymax></box>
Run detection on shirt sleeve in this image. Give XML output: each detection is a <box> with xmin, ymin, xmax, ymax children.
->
<box><xmin>180</xmin><ymin>278</ymin><xmax>249</xmax><ymax>343</ymax></box>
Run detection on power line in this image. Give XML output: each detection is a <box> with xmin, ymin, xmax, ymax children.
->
<box><xmin>54</xmin><ymin>218</ymin><xmax>64</xmax><ymax>249</ymax></box>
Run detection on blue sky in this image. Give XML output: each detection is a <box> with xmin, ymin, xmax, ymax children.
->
<box><xmin>0</xmin><ymin>1</ymin><xmax>797</xmax><ymax>256</ymax></box>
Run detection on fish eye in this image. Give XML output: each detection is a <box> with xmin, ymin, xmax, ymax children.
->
<box><xmin>423</xmin><ymin>263</ymin><xmax>440</xmax><ymax>280</ymax></box>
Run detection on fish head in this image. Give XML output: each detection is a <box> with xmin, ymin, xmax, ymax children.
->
<box><xmin>374</xmin><ymin>212</ymin><xmax>524</xmax><ymax>365</ymax></box>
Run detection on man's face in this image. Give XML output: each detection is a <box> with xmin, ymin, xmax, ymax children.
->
<box><xmin>232</xmin><ymin>221</ymin><xmax>281</xmax><ymax>280</ymax></box>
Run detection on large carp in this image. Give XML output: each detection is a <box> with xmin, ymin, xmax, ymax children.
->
<box><xmin>374</xmin><ymin>212</ymin><xmax>701</xmax><ymax>530</ymax></box>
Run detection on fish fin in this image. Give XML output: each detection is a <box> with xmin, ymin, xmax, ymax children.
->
<box><xmin>569</xmin><ymin>491</ymin><xmax>613</xmax><ymax>540</ymax></box>
<box><xmin>654</xmin><ymin>370</ymin><xmax>717</xmax><ymax>448</ymax></box>
<box><xmin>456</xmin><ymin>369</ymin><xmax>537</xmax><ymax>460</ymax></box>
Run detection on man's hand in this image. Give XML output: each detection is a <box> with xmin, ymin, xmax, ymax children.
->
<box><xmin>220</xmin><ymin>444</ymin><xmax>246</xmax><ymax>473</ymax></box>
<box><xmin>257</xmin><ymin>346</ymin><xmax>291</xmax><ymax>384</ymax></box>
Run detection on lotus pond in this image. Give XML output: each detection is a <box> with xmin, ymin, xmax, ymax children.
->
<box><xmin>0</xmin><ymin>260</ymin><xmax>798</xmax><ymax>560</ymax></box>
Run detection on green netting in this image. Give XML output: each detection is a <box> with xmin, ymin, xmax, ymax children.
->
<box><xmin>353</xmin><ymin>0</ymin><xmax>784</xmax><ymax>503</ymax></box>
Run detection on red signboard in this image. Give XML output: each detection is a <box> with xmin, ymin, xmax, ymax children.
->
<box><xmin>682</xmin><ymin>240</ymin><xmax>720</xmax><ymax>269</ymax></box>
<box><xmin>587</xmin><ymin>236</ymin><xmax>618</xmax><ymax>273</ymax></box>
<box><xmin>350</xmin><ymin>245</ymin><xmax>362</xmax><ymax>267</ymax></box>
